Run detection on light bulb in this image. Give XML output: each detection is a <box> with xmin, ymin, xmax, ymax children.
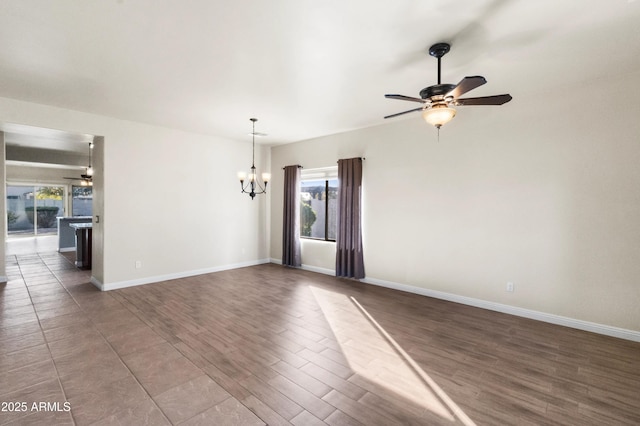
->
<box><xmin>423</xmin><ymin>105</ymin><xmax>456</xmax><ymax>128</ymax></box>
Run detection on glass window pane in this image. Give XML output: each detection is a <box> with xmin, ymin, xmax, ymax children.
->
<box><xmin>72</xmin><ymin>186</ymin><xmax>93</xmax><ymax>216</ymax></box>
<box><xmin>7</xmin><ymin>185</ymin><xmax>68</xmax><ymax>235</ymax></box>
<box><xmin>35</xmin><ymin>186</ymin><xmax>64</xmax><ymax>234</ymax></box>
<box><xmin>300</xmin><ymin>178</ymin><xmax>338</xmax><ymax>241</ymax></box>
<box><xmin>6</xmin><ymin>186</ymin><xmax>32</xmax><ymax>235</ymax></box>
<box><xmin>301</xmin><ymin>180</ymin><xmax>323</xmax><ymax>238</ymax></box>
<box><xmin>327</xmin><ymin>179</ymin><xmax>338</xmax><ymax>241</ymax></box>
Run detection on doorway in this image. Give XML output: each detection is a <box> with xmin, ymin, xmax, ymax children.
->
<box><xmin>2</xmin><ymin>123</ymin><xmax>103</xmax><ymax>285</ymax></box>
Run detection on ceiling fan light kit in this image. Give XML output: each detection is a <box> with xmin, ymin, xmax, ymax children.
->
<box><xmin>423</xmin><ymin>105</ymin><xmax>456</xmax><ymax>129</ymax></box>
<box><xmin>385</xmin><ymin>42</ymin><xmax>512</xmax><ymax>130</ymax></box>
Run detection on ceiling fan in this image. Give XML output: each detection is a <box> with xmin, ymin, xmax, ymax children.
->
<box><xmin>64</xmin><ymin>142</ymin><xmax>94</xmax><ymax>186</ymax></box>
<box><xmin>63</xmin><ymin>175</ymin><xmax>92</xmax><ymax>186</ymax></box>
<box><xmin>384</xmin><ymin>42</ymin><xmax>512</xmax><ymax>129</ymax></box>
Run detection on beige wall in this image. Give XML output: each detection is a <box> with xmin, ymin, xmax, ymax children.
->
<box><xmin>270</xmin><ymin>70</ymin><xmax>640</xmax><ymax>333</ymax></box>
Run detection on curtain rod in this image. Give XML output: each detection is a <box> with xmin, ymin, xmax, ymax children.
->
<box><xmin>337</xmin><ymin>157</ymin><xmax>366</xmax><ymax>163</ymax></box>
<box><xmin>280</xmin><ymin>158</ymin><xmax>365</xmax><ymax>169</ymax></box>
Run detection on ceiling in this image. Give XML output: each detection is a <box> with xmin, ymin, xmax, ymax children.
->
<box><xmin>0</xmin><ymin>0</ymin><xmax>639</xmax><ymax>148</ymax></box>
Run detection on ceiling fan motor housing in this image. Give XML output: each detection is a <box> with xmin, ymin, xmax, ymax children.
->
<box><xmin>420</xmin><ymin>84</ymin><xmax>456</xmax><ymax>101</ymax></box>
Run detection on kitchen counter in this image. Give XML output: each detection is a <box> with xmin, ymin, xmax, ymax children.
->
<box><xmin>69</xmin><ymin>223</ymin><xmax>93</xmax><ymax>229</ymax></box>
<box><xmin>57</xmin><ymin>216</ymin><xmax>92</xmax><ymax>252</ymax></box>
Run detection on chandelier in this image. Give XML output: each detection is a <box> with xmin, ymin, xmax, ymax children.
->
<box><xmin>237</xmin><ymin>118</ymin><xmax>270</xmax><ymax>199</ymax></box>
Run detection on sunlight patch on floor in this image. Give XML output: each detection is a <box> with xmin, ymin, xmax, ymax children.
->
<box><xmin>311</xmin><ymin>286</ymin><xmax>475</xmax><ymax>425</ymax></box>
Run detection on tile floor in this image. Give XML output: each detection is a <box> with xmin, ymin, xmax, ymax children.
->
<box><xmin>1</xmin><ymin>249</ymin><xmax>263</xmax><ymax>425</ymax></box>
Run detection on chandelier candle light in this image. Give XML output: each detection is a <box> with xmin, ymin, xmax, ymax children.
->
<box><xmin>238</xmin><ymin>118</ymin><xmax>271</xmax><ymax>199</ymax></box>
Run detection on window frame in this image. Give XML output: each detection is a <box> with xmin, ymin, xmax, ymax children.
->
<box><xmin>299</xmin><ymin>167</ymin><xmax>338</xmax><ymax>242</ymax></box>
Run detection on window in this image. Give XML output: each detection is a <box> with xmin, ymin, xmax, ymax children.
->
<box><xmin>300</xmin><ymin>177</ymin><xmax>338</xmax><ymax>241</ymax></box>
<box><xmin>71</xmin><ymin>186</ymin><xmax>93</xmax><ymax>217</ymax></box>
<box><xmin>6</xmin><ymin>185</ymin><xmax>65</xmax><ymax>235</ymax></box>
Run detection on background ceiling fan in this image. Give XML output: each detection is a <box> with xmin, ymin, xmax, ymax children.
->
<box><xmin>384</xmin><ymin>42</ymin><xmax>512</xmax><ymax>129</ymax></box>
<box><xmin>63</xmin><ymin>174</ymin><xmax>92</xmax><ymax>186</ymax></box>
<box><xmin>64</xmin><ymin>142</ymin><xmax>94</xmax><ymax>186</ymax></box>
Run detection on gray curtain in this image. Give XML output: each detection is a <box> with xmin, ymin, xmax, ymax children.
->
<box><xmin>336</xmin><ymin>157</ymin><xmax>365</xmax><ymax>278</ymax></box>
<box><xmin>282</xmin><ymin>165</ymin><xmax>301</xmax><ymax>267</ymax></box>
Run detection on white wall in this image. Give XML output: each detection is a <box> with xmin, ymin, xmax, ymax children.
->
<box><xmin>0</xmin><ymin>96</ymin><xmax>269</xmax><ymax>288</ymax></box>
<box><xmin>270</xmin><ymin>70</ymin><xmax>640</xmax><ymax>333</ymax></box>
<box><xmin>0</xmin><ymin>132</ymin><xmax>6</xmax><ymax>282</ymax></box>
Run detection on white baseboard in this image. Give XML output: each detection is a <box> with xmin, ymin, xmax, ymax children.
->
<box><xmin>58</xmin><ymin>247</ymin><xmax>75</xmax><ymax>253</ymax></box>
<box><xmin>362</xmin><ymin>276</ymin><xmax>640</xmax><ymax>343</ymax></box>
<box><xmin>90</xmin><ymin>276</ymin><xmax>103</xmax><ymax>290</ymax></box>
<box><xmin>97</xmin><ymin>259</ymin><xmax>271</xmax><ymax>291</ymax></box>
<box><xmin>0</xmin><ymin>276</ymin><xmax>8</xmax><ymax>283</ymax></box>
<box><xmin>268</xmin><ymin>259</ymin><xmax>639</xmax><ymax>342</ymax></box>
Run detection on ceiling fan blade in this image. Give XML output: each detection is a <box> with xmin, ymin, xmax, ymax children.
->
<box><xmin>446</xmin><ymin>76</ymin><xmax>487</xmax><ymax>99</ymax></box>
<box><xmin>455</xmin><ymin>94</ymin><xmax>512</xmax><ymax>106</ymax></box>
<box><xmin>384</xmin><ymin>107</ymin><xmax>423</xmax><ymax>119</ymax></box>
<box><xmin>385</xmin><ymin>94</ymin><xmax>426</xmax><ymax>104</ymax></box>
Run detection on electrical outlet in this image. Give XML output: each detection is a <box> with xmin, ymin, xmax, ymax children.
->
<box><xmin>135</xmin><ymin>260</ymin><xmax>142</xmax><ymax>269</ymax></box>
<box><xmin>506</xmin><ymin>282</ymin><xmax>514</xmax><ymax>292</ymax></box>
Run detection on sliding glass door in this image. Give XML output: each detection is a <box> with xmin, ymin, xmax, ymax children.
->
<box><xmin>6</xmin><ymin>185</ymin><xmax>65</xmax><ymax>236</ymax></box>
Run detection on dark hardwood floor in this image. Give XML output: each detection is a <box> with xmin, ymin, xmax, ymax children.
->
<box><xmin>1</xmin><ymin>252</ymin><xmax>639</xmax><ymax>425</ymax></box>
